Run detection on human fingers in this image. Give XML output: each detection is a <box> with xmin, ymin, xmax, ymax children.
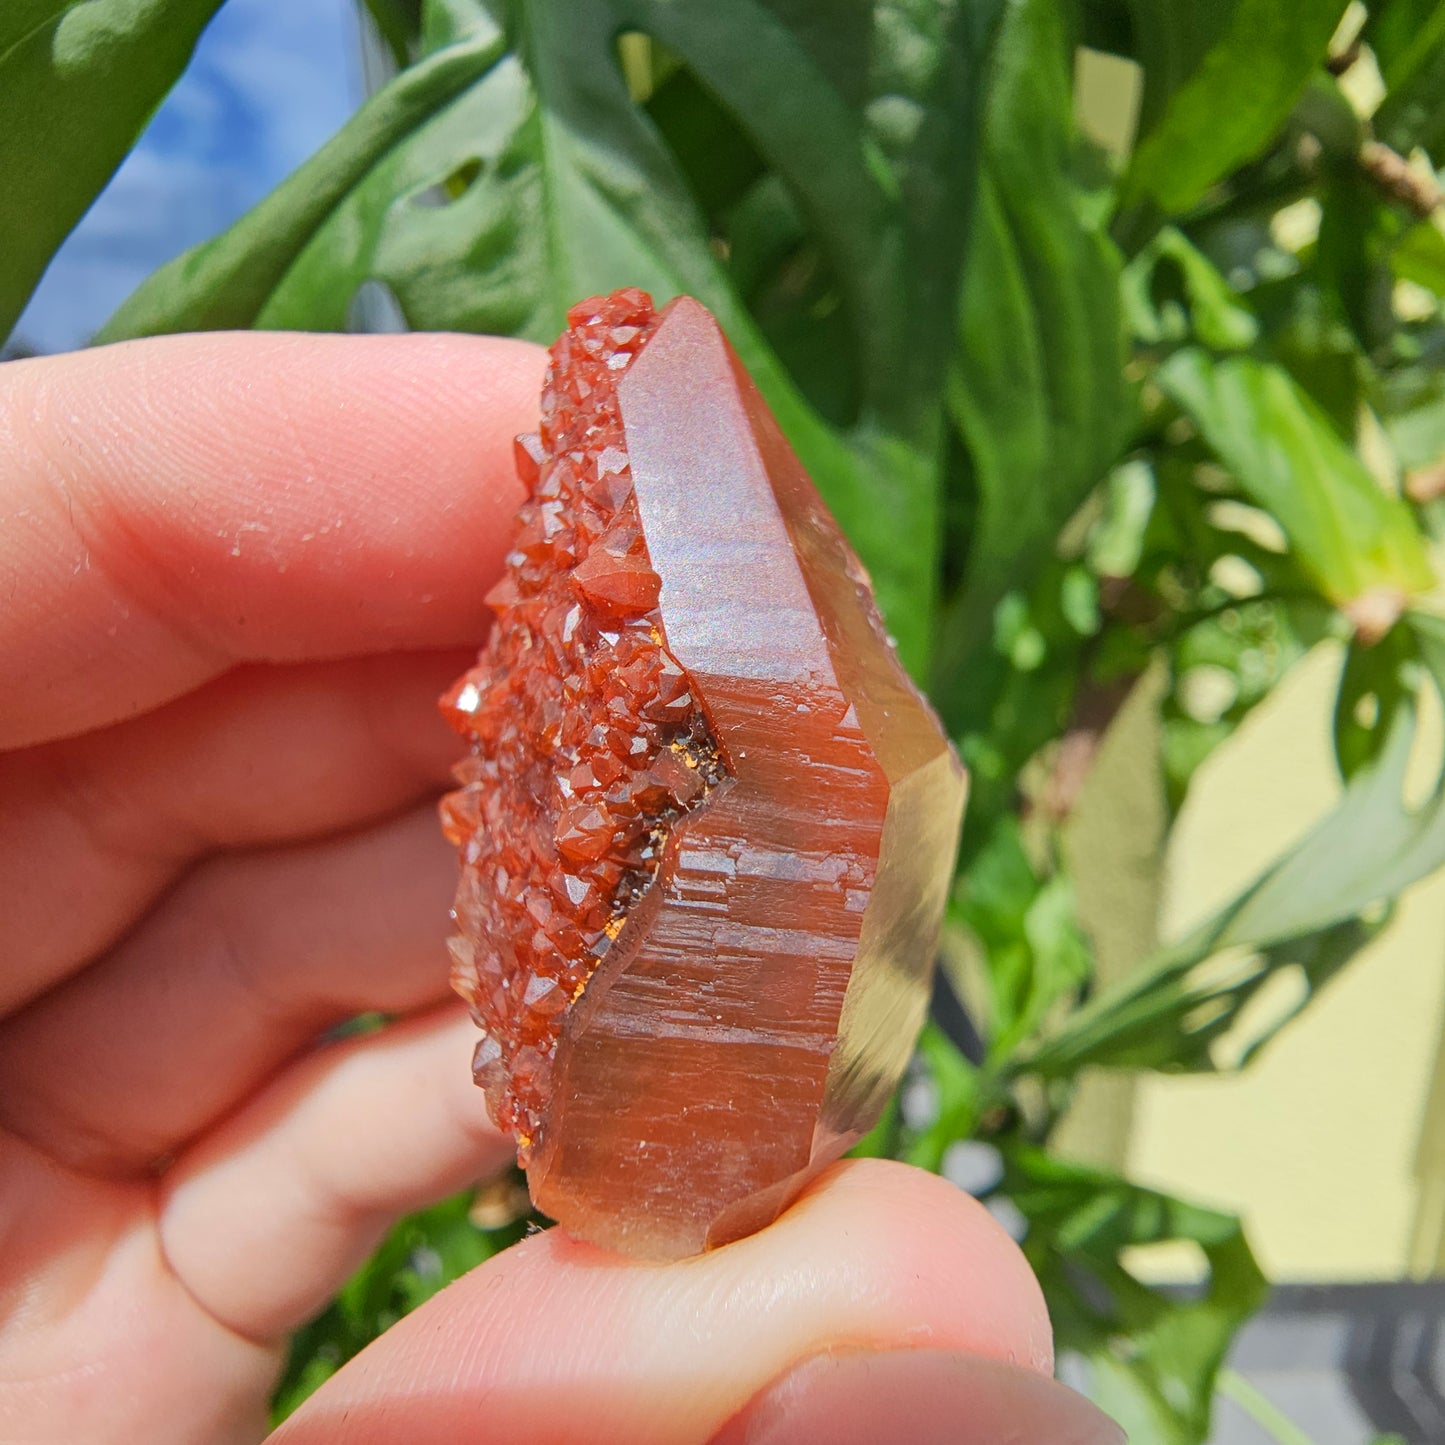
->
<box><xmin>0</xmin><ymin>804</ymin><xmax>459</xmax><ymax>1174</ymax></box>
<box><xmin>0</xmin><ymin>649</ymin><xmax>467</xmax><ymax>1014</ymax></box>
<box><xmin>158</xmin><ymin>1006</ymin><xmax>510</xmax><ymax>1341</ymax></box>
<box><xmin>0</xmin><ymin>1128</ymin><xmax>280</xmax><ymax>1445</ymax></box>
<box><xmin>0</xmin><ymin>330</ymin><xmax>544</xmax><ymax>750</ymax></box>
<box><xmin>265</xmin><ymin>1159</ymin><xmax>1116</xmax><ymax>1445</ymax></box>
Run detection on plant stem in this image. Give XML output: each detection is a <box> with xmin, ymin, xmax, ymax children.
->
<box><xmin>1215</xmin><ymin>1368</ymin><xmax>1318</xmax><ymax>1445</ymax></box>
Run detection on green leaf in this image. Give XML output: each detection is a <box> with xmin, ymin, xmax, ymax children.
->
<box><xmin>1157</xmin><ymin>350</ymin><xmax>1435</xmax><ymax>611</ymax></box>
<box><xmin>1377</xmin><ymin>367</ymin><xmax>1445</xmax><ymax>475</ymax></box>
<box><xmin>1315</xmin><ymin>169</ymin><xmax>1403</xmax><ymax>358</ymax></box>
<box><xmin>1365</xmin><ymin>0</ymin><xmax>1443</xmax><ymax>77</ymax></box>
<box><xmin>956</xmin><ymin>819</ymin><xmax>1093</xmax><ymax>1062</ymax></box>
<box><xmin>642</xmin><ymin>65</ymin><xmax>767</xmax><ymax>222</ymax></box>
<box><xmin>1123</xmin><ymin>227</ymin><xmax>1259</xmax><ymax>351</ymax></box>
<box><xmin>1333</xmin><ymin>623</ymin><xmax>1418</xmax><ymax>780</ymax></box>
<box><xmin>363</xmin><ymin>0</ymin><xmax>423</xmax><ymax>68</ymax></box>
<box><xmin>1371</xmin><ymin>0</ymin><xmax>1445</xmax><ymax>158</ymax></box>
<box><xmin>1124</xmin><ymin>0</ymin><xmax>1234</xmax><ymax>138</ymax></box>
<box><xmin>1007</xmin><ymin>1147</ymin><xmax>1267</xmax><ymax>1445</ymax></box>
<box><xmin>1123</xmin><ymin>0</ymin><xmax>1349</xmax><ymax>216</ymax></box>
<box><xmin>1392</xmin><ymin>219</ymin><xmax>1445</xmax><ymax>298</ymax></box>
<box><xmin>0</xmin><ymin>0</ymin><xmax>224</xmax><ymax>343</ymax></box>
<box><xmin>1024</xmin><ymin>609</ymin><xmax>1445</xmax><ymax>1077</ymax></box>
<box><xmin>898</xmin><ymin>1022</ymin><xmax>984</xmax><ymax>1172</ymax></box>
<box><xmin>935</xmin><ymin>0</ymin><xmax>1132</xmax><ymax>729</ymax></box>
<box><xmin>1162</xmin><ymin>597</ymin><xmax>1324</xmax><ymax>807</ymax></box>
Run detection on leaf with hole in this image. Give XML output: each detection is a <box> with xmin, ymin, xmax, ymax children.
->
<box><xmin>1333</xmin><ymin>624</ymin><xmax>1419</xmax><ymax>781</ymax></box>
<box><xmin>1005</xmin><ymin>1145</ymin><xmax>1267</xmax><ymax>1445</ymax></box>
<box><xmin>102</xmin><ymin>0</ymin><xmax>1006</xmax><ymax>675</ymax></box>
<box><xmin>1122</xmin><ymin>227</ymin><xmax>1259</xmax><ymax>351</ymax></box>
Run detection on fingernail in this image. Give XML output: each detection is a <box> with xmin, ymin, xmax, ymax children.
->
<box><xmin>709</xmin><ymin>1348</ymin><xmax>1125</xmax><ymax>1445</ymax></box>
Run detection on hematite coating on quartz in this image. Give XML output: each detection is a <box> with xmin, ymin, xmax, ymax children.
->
<box><xmin>442</xmin><ymin>289</ymin><xmax>967</xmax><ymax>1259</ymax></box>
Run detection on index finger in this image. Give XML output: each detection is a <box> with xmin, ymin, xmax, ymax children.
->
<box><xmin>0</xmin><ymin>330</ymin><xmax>546</xmax><ymax>748</ymax></box>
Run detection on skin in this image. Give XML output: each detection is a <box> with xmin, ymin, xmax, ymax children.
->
<box><xmin>0</xmin><ymin>333</ymin><xmax>1120</xmax><ymax>1444</ymax></box>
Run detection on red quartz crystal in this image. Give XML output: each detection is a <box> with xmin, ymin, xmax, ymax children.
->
<box><xmin>443</xmin><ymin>289</ymin><xmax>966</xmax><ymax>1258</ymax></box>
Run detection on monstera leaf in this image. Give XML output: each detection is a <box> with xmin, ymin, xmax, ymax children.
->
<box><xmin>1006</xmin><ymin>1146</ymin><xmax>1268</xmax><ymax>1445</ymax></box>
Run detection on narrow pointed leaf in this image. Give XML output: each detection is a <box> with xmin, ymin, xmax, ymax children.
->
<box><xmin>1124</xmin><ymin>0</ymin><xmax>1349</xmax><ymax>216</ymax></box>
<box><xmin>1</xmin><ymin>0</ymin><xmax>224</xmax><ymax>342</ymax></box>
<box><xmin>1025</xmin><ymin>610</ymin><xmax>1445</xmax><ymax>1077</ymax></box>
<box><xmin>936</xmin><ymin>0</ymin><xmax>1132</xmax><ymax>728</ymax></box>
<box><xmin>1157</xmin><ymin>350</ymin><xmax>1435</xmax><ymax>610</ymax></box>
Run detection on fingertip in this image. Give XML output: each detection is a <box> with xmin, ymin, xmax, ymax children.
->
<box><xmin>271</xmin><ymin>1157</ymin><xmax>1054</xmax><ymax>1444</ymax></box>
<box><xmin>779</xmin><ymin>1158</ymin><xmax>1054</xmax><ymax>1372</ymax></box>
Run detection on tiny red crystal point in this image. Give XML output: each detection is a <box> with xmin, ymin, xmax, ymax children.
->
<box><xmin>442</xmin><ymin>290</ymin><xmax>966</xmax><ymax>1258</ymax></box>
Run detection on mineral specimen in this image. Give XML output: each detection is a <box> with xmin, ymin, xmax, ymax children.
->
<box><xmin>442</xmin><ymin>289</ymin><xmax>966</xmax><ymax>1259</ymax></box>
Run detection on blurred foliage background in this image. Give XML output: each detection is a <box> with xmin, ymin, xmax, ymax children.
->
<box><xmin>8</xmin><ymin>0</ymin><xmax>1445</xmax><ymax>1438</ymax></box>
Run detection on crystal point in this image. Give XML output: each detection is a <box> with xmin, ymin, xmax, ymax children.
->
<box><xmin>443</xmin><ymin>290</ymin><xmax>965</xmax><ymax>1257</ymax></box>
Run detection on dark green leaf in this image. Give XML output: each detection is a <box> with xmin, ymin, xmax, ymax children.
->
<box><xmin>1333</xmin><ymin>624</ymin><xmax>1418</xmax><ymax>780</ymax></box>
<box><xmin>97</xmin><ymin>30</ymin><xmax>510</xmax><ymax>342</ymax></box>
<box><xmin>935</xmin><ymin>0</ymin><xmax>1132</xmax><ymax>729</ymax></box>
<box><xmin>1365</xmin><ymin>0</ymin><xmax>1442</xmax><ymax>77</ymax></box>
<box><xmin>1315</xmin><ymin>171</ymin><xmax>1400</xmax><ymax>357</ymax></box>
<box><xmin>363</xmin><ymin>0</ymin><xmax>423</xmax><ymax>68</ymax></box>
<box><xmin>0</xmin><ymin>0</ymin><xmax>225</xmax><ymax>343</ymax></box>
<box><xmin>1123</xmin><ymin>0</ymin><xmax>1348</xmax><ymax>216</ymax></box>
<box><xmin>1124</xmin><ymin>0</ymin><xmax>1233</xmax><ymax>137</ymax></box>
<box><xmin>643</xmin><ymin>66</ymin><xmax>767</xmax><ymax>222</ymax></box>
<box><xmin>1372</xmin><ymin>0</ymin><xmax>1445</xmax><ymax>158</ymax></box>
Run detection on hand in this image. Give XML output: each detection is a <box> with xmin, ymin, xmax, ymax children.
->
<box><xmin>0</xmin><ymin>333</ymin><xmax>1120</xmax><ymax>1444</ymax></box>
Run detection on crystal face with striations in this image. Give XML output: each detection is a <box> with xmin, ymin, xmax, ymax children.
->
<box><xmin>442</xmin><ymin>289</ymin><xmax>966</xmax><ymax>1259</ymax></box>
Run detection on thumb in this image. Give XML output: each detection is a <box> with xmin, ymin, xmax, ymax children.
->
<box><xmin>268</xmin><ymin>1159</ymin><xmax>1120</xmax><ymax>1445</ymax></box>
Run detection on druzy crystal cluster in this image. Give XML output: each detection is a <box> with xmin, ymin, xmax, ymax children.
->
<box><xmin>444</xmin><ymin>289</ymin><xmax>966</xmax><ymax>1258</ymax></box>
<box><xmin>441</xmin><ymin>289</ymin><xmax>725</xmax><ymax>1156</ymax></box>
